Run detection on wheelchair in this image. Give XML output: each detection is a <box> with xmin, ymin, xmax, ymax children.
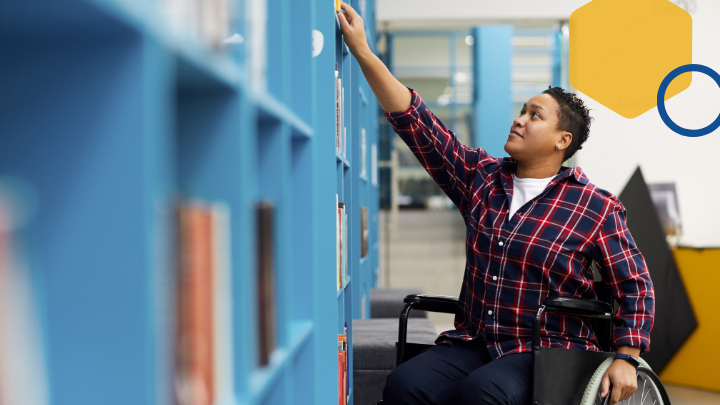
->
<box><xmin>377</xmin><ymin>281</ymin><xmax>671</xmax><ymax>405</ymax></box>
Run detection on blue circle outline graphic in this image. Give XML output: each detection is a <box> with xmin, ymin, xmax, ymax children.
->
<box><xmin>657</xmin><ymin>64</ymin><xmax>720</xmax><ymax>137</ymax></box>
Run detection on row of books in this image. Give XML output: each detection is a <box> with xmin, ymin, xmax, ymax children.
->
<box><xmin>338</xmin><ymin>323</ymin><xmax>349</xmax><ymax>405</ymax></box>
<box><xmin>162</xmin><ymin>0</ymin><xmax>231</xmax><ymax>50</ymax></box>
<box><xmin>337</xmin><ymin>196</ymin><xmax>349</xmax><ymax>289</ymax></box>
<box><xmin>335</xmin><ymin>64</ymin><xmax>347</xmax><ymax>157</ymax></box>
<box><xmin>174</xmin><ymin>199</ymin><xmax>234</xmax><ymax>405</ymax></box>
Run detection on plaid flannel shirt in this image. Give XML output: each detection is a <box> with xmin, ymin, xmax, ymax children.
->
<box><xmin>384</xmin><ymin>88</ymin><xmax>654</xmax><ymax>360</ymax></box>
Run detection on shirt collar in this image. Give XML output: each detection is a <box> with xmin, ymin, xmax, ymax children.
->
<box><xmin>500</xmin><ymin>157</ymin><xmax>589</xmax><ymax>186</ymax></box>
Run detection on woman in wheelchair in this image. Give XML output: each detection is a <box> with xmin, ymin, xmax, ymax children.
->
<box><xmin>338</xmin><ymin>3</ymin><xmax>657</xmax><ymax>404</ymax></box>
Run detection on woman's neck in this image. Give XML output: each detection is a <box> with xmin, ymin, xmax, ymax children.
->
<box><xmin>515</xmin><ymin>161</ymin><xmax>562</xmax><ymax>179</ymax></box>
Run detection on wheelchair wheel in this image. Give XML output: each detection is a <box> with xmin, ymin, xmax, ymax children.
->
<box><xmin>581</xmin><ymin>358</ymin><xmax>671</xmax><ymax>405</ymax></box>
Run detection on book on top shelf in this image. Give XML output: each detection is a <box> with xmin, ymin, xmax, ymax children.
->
<box><xmin>162</xmin><ymin>0</ymin><xmax>231</xmax><ymax>50</ymax></box>
<box><xmin>256</xmin><ymin>201</ymin><xmax>277</xmax><ymax>366</ymax></box>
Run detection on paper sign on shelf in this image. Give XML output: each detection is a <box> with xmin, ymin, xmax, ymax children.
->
<box><xmin>312</xmin><ymin>30</ymin><xmax>324</xmax><ymax>57</ymax></box>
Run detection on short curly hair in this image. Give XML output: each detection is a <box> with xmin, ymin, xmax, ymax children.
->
<box><xmin>541</xmin><ymin>86</ymin><xmax>593</xmax><ymax>161</ymax></box>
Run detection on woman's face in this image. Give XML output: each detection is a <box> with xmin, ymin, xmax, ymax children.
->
<box><xmin>504</xmin><ymin>94</ymin><xmax>570</xmax><ymax>163</ymax></box>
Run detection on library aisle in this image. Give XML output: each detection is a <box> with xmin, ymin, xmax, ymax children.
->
<box><xmin>0</xmin><ymin>0</ymin><xmax>379</xmax><ymax>404</ymax></box>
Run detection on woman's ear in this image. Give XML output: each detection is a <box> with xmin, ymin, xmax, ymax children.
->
<box><xmin>558</xmin><ymin>131</ymin><xmax>572</xmax><ymax>150</ymax></box>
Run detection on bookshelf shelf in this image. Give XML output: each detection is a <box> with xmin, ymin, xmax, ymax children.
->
<box><xmin>1</xmin><ymin>0</ymin><xmax>378</xmax><ymax>404</ymax></box>
<box><xmin>248</xmin><ymin>321</ymin><xmax>314</xmax><ymax>403</ymax></box>
<box><xmin>336</xmin><ymin>151</ymin><xmax>351</xmax><ymax>168</ymax></box>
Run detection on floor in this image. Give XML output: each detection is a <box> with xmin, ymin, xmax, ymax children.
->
<box><xmin>378</xmin><ymin>209</ymin><xmax>720</xmax><ymax>404</ymax></box>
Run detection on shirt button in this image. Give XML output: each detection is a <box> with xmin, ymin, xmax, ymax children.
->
<box><xmin>493</xmin><ymin>276</ymin><xmax>498</xmax><ymax>281</ymax></box>
<box><xmin>498</xmin><ymin>241</ymin><xmax>504</xmax><ymax>246</ymax></box>
<box><xmin>488</xmin><ymin>310</ymin><xmax>493</xmax><ymax>315</ymax></box>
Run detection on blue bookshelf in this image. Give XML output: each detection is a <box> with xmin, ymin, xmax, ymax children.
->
<box><xmin>0</xmin><ymin>0</ymin><xmax>378</xmax><ymax>404</ymax></box>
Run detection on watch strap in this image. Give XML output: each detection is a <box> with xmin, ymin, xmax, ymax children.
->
<box><xmin>614</xmin><ymin>353</ymin><xmax>640</xmax><ymax>368</ymax></box>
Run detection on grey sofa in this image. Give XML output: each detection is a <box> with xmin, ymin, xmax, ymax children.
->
<box><xmin>352</xmin><ymin>289</ymin><xmax>438</xmax><ymax>405</ymax></box>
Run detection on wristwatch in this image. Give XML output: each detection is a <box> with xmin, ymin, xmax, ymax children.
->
<box><xmin>614</xmin><ymin>353</ymin><xmax>640</xmax><ymax>368</ymax></box>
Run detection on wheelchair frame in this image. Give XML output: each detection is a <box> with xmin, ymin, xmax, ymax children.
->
<box><xmin>382</xmin><ymin>281</ymin><xmax>670</xmax><ymax>404</ymax></box>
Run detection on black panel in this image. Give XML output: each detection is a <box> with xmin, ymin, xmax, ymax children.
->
<box><xmin>617</xmin><ymin>167</ymin><xmax>697</xmax><ymax>372</ymax></box>
<box><xmin>532</xmin><ymin>347</ymin><xmax>614</xmax><ymax>404</ymax></box>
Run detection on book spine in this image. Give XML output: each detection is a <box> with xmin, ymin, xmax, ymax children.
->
<box><xmin>212</xmin><ymin>202</ymin><xmax>233</xmax><ymax>402</ymax></box>
<box><xmin>335</xmin><ymin>68</ymin><xmax>340</xmax><ymax>153</ymax></box>
<box><xmin>336</xmin><ymin>195</ymin><xmax>340</xmax><ymax>290</ymax></box>
<box><xmin>257</xmin><ymin>201</ymin><xmax>276</xmax><ymax>366</ymax></box>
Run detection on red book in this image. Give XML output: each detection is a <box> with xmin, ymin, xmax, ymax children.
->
<box><xmin>338</xmin><ymin>348</ymin><xmax>344</xmax><ymax>405</ymax></box>
<box><xmin>176</xmin><ymin>202</ymin><xmax>215</xmax><ymax>405</ymax></box>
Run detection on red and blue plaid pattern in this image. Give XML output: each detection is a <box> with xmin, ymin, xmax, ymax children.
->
<box><xmin>384</xmin><ymin>89</ymin><xmax>654</xmax><ymax>359</ymax></box>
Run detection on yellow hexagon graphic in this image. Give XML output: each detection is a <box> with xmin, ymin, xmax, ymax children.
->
<box><xmin>570</xmin><ymin>0</ymin><xmax>692</xmax><ymax>119</ymax></box>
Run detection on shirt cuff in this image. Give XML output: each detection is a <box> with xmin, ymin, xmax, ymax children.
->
<box><xmin>382</xmin><ymin>87</ymin><xmax>428</xmax><ymax>127</ymax></box>
<box><xmin>613</xmin><ymin>327</ymin><xmax>651</xmax><ymax>353</ymax></box>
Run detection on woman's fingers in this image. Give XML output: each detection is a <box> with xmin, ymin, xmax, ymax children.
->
<box><xmin>339</xmin><ymin>2</ymin><xmax>359</xmax><ymax>22</ymax></box>
<box><xmin>337</xmin><ymin>8</ymin><xmax>350</xmax><ymax>31</ymax></box>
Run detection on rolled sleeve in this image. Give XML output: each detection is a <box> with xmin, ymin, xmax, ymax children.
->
<box><xmin>593</xmin><ymin>203</ymin><xmax>655</xmax><ymax>352</ymax></box>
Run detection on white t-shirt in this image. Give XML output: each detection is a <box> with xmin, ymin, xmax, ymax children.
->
<box><xmin>508</xmin><ymin>174</ymin><xmax>556</xmax><ymax>220</ymax></box>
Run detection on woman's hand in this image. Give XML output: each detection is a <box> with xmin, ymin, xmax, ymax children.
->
<box><xmin>601</xmin><ymin>360</ymin><xmax>638</xmax><ymax>404</ymax></box>
<box><xmin>337</xmin><ymin>2</ymin><xmax>370</xmax><ymax>59</ymax></box>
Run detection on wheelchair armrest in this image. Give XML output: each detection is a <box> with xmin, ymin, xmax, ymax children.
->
<box><xmin>403</xmin><ymin>294</ymin><xmax>459</xmax><ymax>314</ymax></box>
<box><xmin>396</xmin><ymin>294</ymin><xmax>459</xmax><ymax>366</ymax></box>
<box><xmin>542</xmin><ymin>297</ymin><xmax>613</xmax><ymax>320</ymax></box>
<box><xmin>532</xmin><ymin>297</ymin><xmax>613</xmax><ymax>350</ymax></box>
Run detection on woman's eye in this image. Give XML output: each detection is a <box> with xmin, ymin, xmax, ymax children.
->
<box><xmin>533</xmin><ymin>112</ymin><xmax>540</xmax><ymax>118</ymax></box>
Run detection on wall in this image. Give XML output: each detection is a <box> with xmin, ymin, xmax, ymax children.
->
<box><xmin>574</xmin><ymin>0</ymin><xmax>720</xmax><ymax>247</ymax></box>
<box><xmin>379</xmin><ymin>0</ymin><xmax>720</xmax><ymax>247</ymax></box>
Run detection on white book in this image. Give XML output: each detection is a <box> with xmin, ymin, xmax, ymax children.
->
<box><xmin>361</xmin><ymin>128</ymin><xmax>367</xmax><ymax>178</ymax></box>
<box><xmin>335</xmin><ymin>71</ymin><xmax>340</xmax><ymax>153</ymax></box>
<box><xmin>341</xmin><ymin>85</ymin><xmax>345</xmax><ymax>157</ymax></box>
<box><xmin>212</xmin><ymin>202</ymin><xmax>234</xmax><ymax>403</ymax></box>
<box><xmin>247</xmin><ymin>0</ymin><xmax>268</xmax><ymax>90</ymax></box>
<box><xmin>371</xmin><ymin>144</ymin><xmax>378</xmax><ymax>186</ymax></box>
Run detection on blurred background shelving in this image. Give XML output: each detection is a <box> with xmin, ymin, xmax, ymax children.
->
<box><xmin>0</xmin><ymin>0</ymin><xmax>379</xmax><ymax>404</ymax></box>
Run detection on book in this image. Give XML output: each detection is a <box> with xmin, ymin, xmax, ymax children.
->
<box><xmin>335</xmin><ymin>67</ymin><xmax>340</xmax><ymax>153</ymax></box>
<box><xmin>162</xmin><ymin>0</ymin><xmax>231</xmax><ymax>50</ymax></box>
<box><xmin>343</xmin><ymin>208</ymin><xmax>348</xmax><ymax>286</ymax></box>
<box><xmin>361</xmin><ymin>206</ymin><xmax>368</xmax><ymax>258</ymax></box>
<box><xmin>256</xmin><ymin>201</ymin><xmax>276</xmax><ymax>366</ymax></box>
<box><xmin>336</xmin><ymin>194</ymin><xmax>341</xmax><ymax>290</ymax></box>
<box><xmin>338</xmin><ymin>202</ymin><xmax>346</xmax><ymax>288</ymax></box>
<box><xmin>371</xmin><ymin>143</ymin><xmax>378</xmax><ymax>187</ymax></box>
<box><xmin>176</xmin><ymin>201</ymin><xmax>215</xmax><ymax>405</ymax></box>
<box><xmin>341</xmin><ymin>84</ymin><xmax>346</xmax><ymax>157</ymax></box>
<box><xmin>211</xmin><ymin>202</ymin><xmax>234</xmax><ymax>403</ymax></box>
<box><xmin>361</xmin><ymin>128</ymin><xmax>367</xmax><ymax>178</ymax></box>
<box><xmin>338</xmin><ymin>342</ymin><xmax>344</xmax><ymax>405</ymax></box>
<box><xmin>247</xmin><ymin>0</ymin><xmax>268</xmax><ymax>89</ymax></box>
<box><xmin>338</xmin><ymin>333</ymin><xmax>348</xmax><ymax>405</ymax></box>
<box><xmin>339</xmin><ymin>78</ymin><xmax>344</xmax><ymax>155</ymax></box>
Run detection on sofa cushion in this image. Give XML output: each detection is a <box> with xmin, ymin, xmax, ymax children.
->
<box><xmin>352</xmin><ymin>318</ymin><xmax>437</xmax><ymax>370</ymax></box>
<box><xmin>370</xmin><ymin>288</ymin><xmax>427</xmax><ymax>319</ymax></box>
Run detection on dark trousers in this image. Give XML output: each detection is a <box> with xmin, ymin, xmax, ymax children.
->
<box><xmin>382</xmin><ymin>337</ymin><xmax>531</xmax><ymax>405</ymax></box>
